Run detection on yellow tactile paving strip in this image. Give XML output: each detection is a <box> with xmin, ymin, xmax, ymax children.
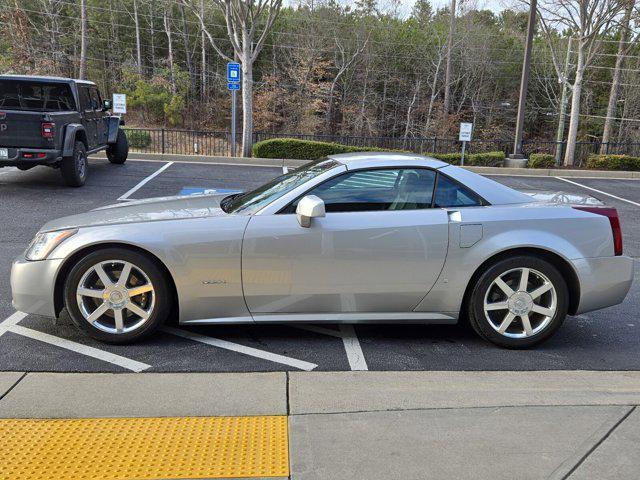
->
<box><xmin>0</xmin><ymin>416</ymin><xmax>289</xmax><ymax>479</ymax></box>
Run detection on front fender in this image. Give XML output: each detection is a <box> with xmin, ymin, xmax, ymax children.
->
<box><xmin>106</xmin><ymin>116</ymin><xmax>122</xmax><ymax>143</ymax></box>
<box><xmin>48</xmin><ymin>216</ymin><xmax>250</xmax><ymax>324</ymax></box>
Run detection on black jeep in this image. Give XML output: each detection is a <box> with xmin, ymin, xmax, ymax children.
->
<box><xmin>0</xmin><ymin>75</ymin><xmax>128</xmax><ymax>186</ymax></box>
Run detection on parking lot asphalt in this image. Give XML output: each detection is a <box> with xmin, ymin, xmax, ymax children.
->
<box><xmin>0</xmin><ymin>158</ymin><xmax>638</xmax><ymax>373</ymax></box>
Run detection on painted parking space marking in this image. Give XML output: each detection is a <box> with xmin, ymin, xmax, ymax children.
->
<box><xmin>293</xmin><ymin>325</ymin><xmax>368</xmax><ymax>371</ymax></box>
<box><xmin>0</xmin><ymin>311</ymin><xmax>28</xmax><ymax>338</ymax></box>
<box><xmin>556</xmin><ymin>177</ymin><xmax>640</xmax><ymax>207</ymax></box>
<box><xmin>0</xmin><ymin>311</ymin><xmax>150</xmax><ymax>372</ymax></box>
<box><xmin>163</xmin><ymin>327</ymin><xmax>318</xmax><ymax>371</ymax></box>
<box><xmin>117</xmin><ymin>161</ymin><xmax>174</xmax><ymax>201</ymax></box>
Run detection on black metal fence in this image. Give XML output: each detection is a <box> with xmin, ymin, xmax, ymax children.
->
<box><xmin>124</xmin><ymin>127</ymin><xmax>640</xmax><ymax>166</ymax></box>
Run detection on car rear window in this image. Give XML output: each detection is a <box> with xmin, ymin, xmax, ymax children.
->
<box><xmin>0</xmin><ymin>80</ymin><xmax>75</xmax><ymax>111</ymax></box>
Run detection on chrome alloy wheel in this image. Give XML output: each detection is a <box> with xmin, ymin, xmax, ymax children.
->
<box><xmin>483</xmin><ymin>267</ymin><xmax>557</xmax><ymax>339</ymax></box>
<box><xmin>76</xmin><ymin>260</ymin><xmax>155</xmax><ymax>334</ymax></box>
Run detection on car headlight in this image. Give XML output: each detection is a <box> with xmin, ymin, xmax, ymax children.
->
<box><xmin>25</xmin><ymin>229</ymin><xmax>78</xmax><ymax>261</ymax></box>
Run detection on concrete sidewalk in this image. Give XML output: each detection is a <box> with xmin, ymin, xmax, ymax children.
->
<box><xmin>1</xmin><ymin>370</ymin><xmax>639</xmax><ymax>479</ymax></box>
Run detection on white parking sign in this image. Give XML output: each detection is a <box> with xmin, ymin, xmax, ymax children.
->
<box><xmin>459</xmin><ymin>122</ymin><xmax>473</xmax><ymax>142</ymax></box>
<box><xmin>112</xmin><ymin>93</ymin><xmax>127</xmax><ymax>114</ymax></box>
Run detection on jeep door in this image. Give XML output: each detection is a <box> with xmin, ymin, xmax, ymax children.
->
<box><xmin>78</xmin><ymin>86</ymin><xmax>98</xmax><ymax>149</ymax></box>
<box><xmin>242</xmin><ymin>167</ymin><xmax>449</xmax><ymax>315</ymax></box>
<box><xmin>89</xmin><ymin>87</ymin><xmax>109</xmax><ymax>145</ymax></box>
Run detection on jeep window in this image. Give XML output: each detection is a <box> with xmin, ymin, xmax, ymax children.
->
<box><xmin>89</xmin><ymin>87</ymin><xmax>102</xmax><ymax>110</ymax></box>
<box><xmin>0</xmin><ymin>80</ymin><xmax>75</xmax><ymax>111</ymax></box>
<box><xmin>79</xmin><ymin>87</ymin><xmax>92</xmax><ymax>111</ymax></box>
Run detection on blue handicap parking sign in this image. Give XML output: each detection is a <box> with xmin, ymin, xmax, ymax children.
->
<box><xmin>227</xmin><ymin>63</ymin><xmax>241</xmax><ymax>83</ymax></box>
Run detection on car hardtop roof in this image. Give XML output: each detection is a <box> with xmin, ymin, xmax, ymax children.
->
<box><xmin>327</xmin><ymin>151</ymin><xmax>449</xmax><ymax>170</ymax></box>
<box><xmin>0</xmin><ymin>74</ymin><xmax>96</xmax><ymax>86</ymax></box>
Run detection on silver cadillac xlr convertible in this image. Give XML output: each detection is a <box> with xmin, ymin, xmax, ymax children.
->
<box><xmin>11</xmin><ymin>153</ymin><xmax>634</xmax><ymax>348</ymax></box>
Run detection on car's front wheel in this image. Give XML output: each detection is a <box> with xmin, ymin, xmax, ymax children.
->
<box><xmin>467</xmin><ymin>255</ymin><xmax>569</xmax><ymax>348</ymax></box>
<box><xmin>64</xmin><ymin>248</ymin><xmax>170</xmax><ymax>343</ymax></box>
<box><xmin>106</xmin><ymin>128</ymin><xmax>129</xmax><ymax>164</ymax></box>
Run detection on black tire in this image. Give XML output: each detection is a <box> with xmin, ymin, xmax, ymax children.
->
<box><xmin>107</xmin><ymin>128</ymin><xmax>129</xmax><ymax>164</ymax></box>
<box><xmin>467</xmin><ymin>255</ymin><xmax>569</xmax><ymax>349</ymax></box>
<box><xmin>64</xmin><ymin>248</ymin><xmax>171</xmax><ymax>344</ymax></box>
<box><xmin>60</xmin><ymin>141</ymin><xmax>88</xmax><ymax>187</ymax></box>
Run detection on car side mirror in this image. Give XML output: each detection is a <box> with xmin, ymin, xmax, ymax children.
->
<box><xmin>102</xmin><ymin>100</ymin><xmax>112</xmax><ymax>111</ymax></box>
<box><xmin>296</xmin><ymin>195</ymin><xmax>325</xmax><ymax>228</ymax></box>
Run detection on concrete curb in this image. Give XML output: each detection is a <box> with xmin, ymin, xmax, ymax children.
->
<box><xmin>2</xmin><ymin>370</ymin><xmax>640</xmax><ymax>418</ymax></box>
<box><xmin>95</xmin><ymin>152</ymin><xmax>640</xmax><ymax>179</ymax></box>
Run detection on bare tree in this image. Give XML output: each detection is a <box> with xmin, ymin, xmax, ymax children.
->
<box><xmin>163</xmin><ymin>2</ymin><xmax>177</xmax><ymax>95</ymax></box>
<box><xmin>600</xmin><ymin>0</ymin><xmax>639</xmax><ymax>152</ymax></box>
<box><xmin>538</xmin><ymin>0</ymin><xmax>626</xmax><ymax>165</ymax></box>
<box><xmin>325</xmin><ymin>34</ymin><xmax>369</xmax><ymax>134</ymax></box>
<box><xmin>132</xmin><ymin>0</ymin><xmax>143</xmax><ymax>75</ymax></box>
<box><xmin>187</xmin><ymin>0</ymin><xmax>283</xmax><ymax>157</ymax></box>
<box><xmin>79</xmin><ymin>0</ymin><xmax>88</xmax><ymax>79</ymax></box>
<box><xmin>442</xmin><ymin>0</ymin><xmax>456</xmax><ymax>118</ymax></box>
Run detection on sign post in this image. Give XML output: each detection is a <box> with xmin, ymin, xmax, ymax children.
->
<box><xmin>112</xmin><ymin>93</ymin><xmax>127</xmax><ymax>115</ymax></box>
<box><xmin>227</xmin><ymin>63</ymin><xmax>241</xmax><ymax>157</ymax></box>
<box><xmin>459</xmin><ymin>122</ymin><xmax>473</xmax><ymax>166</ymax></box>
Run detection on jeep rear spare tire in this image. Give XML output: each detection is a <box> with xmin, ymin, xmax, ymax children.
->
<box><xmin>61</xmin><ymin>141</ymin><xmax>88</xmax><ymax>187</ymax></box>
<box><xmin>107</xmin><ymin>128</ymin><xmax>129</xmax><ymax>164</ymax></box>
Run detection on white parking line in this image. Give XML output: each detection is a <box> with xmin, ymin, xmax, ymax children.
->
<box><xmin>292</xmin><ymin>324</ymin><xmax>369</xmax><ymax>370</ymax></box>
<box><xmin>9</xmin><ymin>325</ymin><xmax>151</xmax><ymax>372</ymax></box>
<box><xmin>556</xmin><ymin>177</ymin><xmax>640</xmax><ymax>207</ymax></box>
<box><xmin>117</xmin><ymin>161</ymin><xmax>174</xmax><ymax>201</ymax></box>
<box><xmin>163</xmin><ymin>326</ymin><xmax>318</xmax><ymax>371</ymax></box>
<box><xmin>0</xmin><ymin>311</ymin><xmax>151</xmax><ymax>372</ymax></box>
<box><xmin>339</xmin><ymin>325</ymin><xmax>368</xmax><ymax>371</ymax></box>
<box><xmin>0</xmin><ymin>311</ymin><xmax>28</xmax><ymax>338</ymax></box>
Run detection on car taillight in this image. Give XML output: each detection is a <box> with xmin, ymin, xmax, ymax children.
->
<box><xmin>573</xmin><ymin>206</ymin><xmax>623</xmax><ymax>256</ymax></box>
<box><xmin>41</xmin><ymin>122</ymin><xmax>55</xmax><ymax>138</ymax></box>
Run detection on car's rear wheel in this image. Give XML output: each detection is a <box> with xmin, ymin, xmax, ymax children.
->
<box><xmin>60</xmin><ymin>141</ymin><xmax>88</xmax><ymax>187</ymax></box>
<box><xmin>64</xmin><ymin>248</ymin><xmax>170</xmax><ymax>343</ymax></box>
<box><xmin>106</xmin><ymin>128</ymin><xmax>129</xmax><ymax>164</ymax></box>
<box><xmin>467</xmin><ymin>255</ymin><xmax>568</xmax><ymax>348</ymax></box>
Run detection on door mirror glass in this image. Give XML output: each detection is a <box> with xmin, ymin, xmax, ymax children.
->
<box><xmin>102</xmin><ymin>99</ymin><xmax>112</xmax><ymax>111</ymax></box>
<box><xmin>296</xmin><ymin>195</ymin><xmax>325</xmax><ymax>228</ymax></box>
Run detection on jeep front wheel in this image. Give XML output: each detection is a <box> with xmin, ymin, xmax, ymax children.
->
<box><xmin>61</xmin><ymin>141</ymin><xmax>88</xmax><ymax>187</ymax></box>
<box><xmin>107</xmin><ymin>128</ymin><xmax>129</xmax><ymax>164</ymax></box>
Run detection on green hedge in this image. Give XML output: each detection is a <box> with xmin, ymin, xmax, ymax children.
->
<box><xmin>252</xmin><ymin>138</ymin><xmax>401</xmax><ymax>160</ymax></box>
<box><xmin>528</xmin><ymin>153</ymin><xmax>556</xmax><ymax>169</ymax></box>
<box><xmin>429</xmin><ymin>151</ymin><xmax>505</xmax><ymax>167</ymax></box>
<box><xmin>125</xmin><ymin>130</ymin><xmax>153</xmax><ymax>149</ymax></box>
<box><xmin>586</xmin><ymin>154</ymin><xmax>640</xmax><ymax>171</ymax></box>
<box><xmin>252</xmin><ymin>138</ymin><xmax>505</xmax><ymax>167</ymax></box>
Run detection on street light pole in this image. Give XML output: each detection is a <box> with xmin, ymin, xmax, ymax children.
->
<box><xmin>510</xmin><ymin>0</ymin><xmax>537</xmax><ymax>162</ymax></box>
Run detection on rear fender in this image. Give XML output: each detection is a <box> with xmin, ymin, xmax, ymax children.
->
<box><xmin>62</xmin><ymin>124</ymin><xmax>87</xmax><ymax>157</ymax></box>
<box><xmin>106</xmin><ymin>116</ymin><xmax>122</xmax><ymax>143</ymax></box>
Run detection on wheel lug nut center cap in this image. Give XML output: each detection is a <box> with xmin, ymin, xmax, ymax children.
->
<box><xmin>509</xmin><ymin>292</ymin><xmax>533</xmax><ymax>316</ymax></box>
<box><xmin>105</xmin><ymin>289</ymin><xmax>128</xmax><ymax>309</ymax></box>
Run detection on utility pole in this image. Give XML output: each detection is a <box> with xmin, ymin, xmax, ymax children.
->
<box><xmin>555</xmin><ymin>37</ymin><xmax>572</xmax><ymax>165</ymax></box>
<box><xmin>443</xmin><ymin>0</ymin><xmax>456</xmax><ymax>120</ymax></box>
<box><xmin>510</xmin><ymin>0</ymin><xmax>537</xmax><ymax>164</ymax></box>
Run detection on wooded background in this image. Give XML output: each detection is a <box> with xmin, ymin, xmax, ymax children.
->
<box><xmin>1</xmin><ymin>0</ymin><xmax>639</xmax><ymax>160</ymax></box>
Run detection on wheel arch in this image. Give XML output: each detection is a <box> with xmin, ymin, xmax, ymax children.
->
<box><xmin>460</xmin><ymin>247</ymin><xmax>581</xmax><ymax>317</ymax></box>
<box><xmin>62</xmin><ymin>124</ymin><xmax>88</xmax><ymax>156</ymax></box>
<box><xmin>54</xmin><ymin>242</ymin><xmax>179</xmax><ymax>321</ymax></box>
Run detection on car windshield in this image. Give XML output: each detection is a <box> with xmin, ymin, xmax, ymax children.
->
<box><xmin>0</xmin><ymin>80</ymin><xmax>76</xmax><ymax>111</ymax></box>
<box><xmin>221</xmin><ymin>158</ymin><xmax>340</xmax><ymax>214</ymax></box>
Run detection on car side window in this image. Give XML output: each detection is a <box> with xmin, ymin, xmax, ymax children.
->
<box><xmin>294</xmin><ymin>168</ymin><xmax>436</xmax><ymax>213</ymax></box>
<box><xmin>89</xmin><ymin>87</ymin><xmax>101</xmax><ymax>110</ymax></box>
<box><xmin>79</xmin><ymin>87</ymin><xmax>92</xmax><ymax>111</ymax></box>
<box><xmin>434</xmin><ymin>174</ymin><xmax>481</xmax><ymax>208</ymax></box>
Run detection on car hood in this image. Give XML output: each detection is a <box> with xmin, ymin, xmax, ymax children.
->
<box><xmin>40</xmin><ymin>193</ymin><xmax>233</xmax><ymax>232</ymax></box>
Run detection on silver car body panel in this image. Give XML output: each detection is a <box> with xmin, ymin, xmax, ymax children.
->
<box><xmin>242</xmin><ymin>209</ymin><xmax>449</xmax><ymax>313</ymax></box>
<box><xmin>11</xmin><ymin>153</ymin><xmax>634</xmax><ymax>325</ymax></box>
